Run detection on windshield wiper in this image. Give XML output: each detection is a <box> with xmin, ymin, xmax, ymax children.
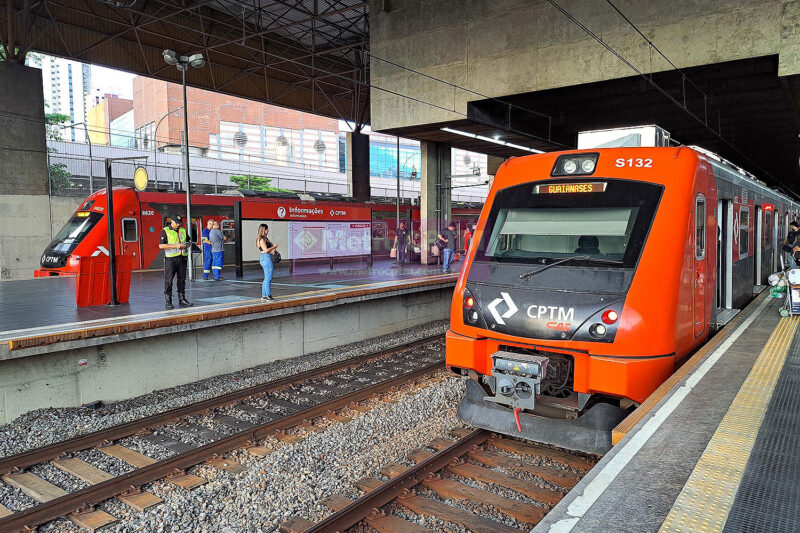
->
<box><xmin>519</xmin><ymin>255</ymin><xmax>623</xmax><ymax>281</ymax></box>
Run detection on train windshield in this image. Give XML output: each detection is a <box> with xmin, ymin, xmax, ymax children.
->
<box><xmin>475</xmin><ymin>179</ymin><xmax>663</xmax><ymax>268</ymax></box>
<box><xmin>51</xmin><ymin>211</ymin><xmax>104</xmax><ymax>253</ymax></box>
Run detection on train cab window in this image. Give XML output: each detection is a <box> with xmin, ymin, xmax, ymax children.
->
<box><xmin>51</xmin><ymin>211</ymin><xmax>104</xmax><ymax>253</ymax></box>
<box><xmin>695</xmin><ymin>197</ymin><xmax>706</xmax><ymax>260</ymax></box>
<box><xmin>121</xmin><ymin>218</ymin><xmax>138</xmax><ymax>242</ymax></box>
<box><xmin>474</xmin><ymin>178</ymin><xmax>663</xmax><ymax>269</ymax></box>
<box><xmin>739</xmin><ymin>207</ymin><xmax>750</xmax><ymax>257</ymax></box>
<box><xmin>221</xmin><ymin>220</ymin><xmax>235</xmax><ymax>244</ymax></box>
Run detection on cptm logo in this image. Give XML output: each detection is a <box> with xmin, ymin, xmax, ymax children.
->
<box><xmin>277</xmin><ymin>207</ymin><xmax>287</xmax><ymax>218</ymax></box>
<box><xmin>487</xmin><ymin>292</ymin><xmax>518</xmax><ymax>325</ymax></box>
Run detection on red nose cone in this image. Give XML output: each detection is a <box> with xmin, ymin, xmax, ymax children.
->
<box><xmin>602</xmin><ymin>310</ymin><xmax>619</xmax><ymax>324</ymax></box>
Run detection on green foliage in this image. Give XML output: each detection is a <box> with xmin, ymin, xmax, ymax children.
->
<box><xmin>45</xmin><ymin>108</ymin><xmax>74</xmax><ymax>190</ymax></box>
<box><xmin>48</xmin><ymin>162</ymin><xmax>73</xmax><ymax>191</ymax></box>
<box><xmin>229</xmin><ymin>174</ymin><xmax>290</xmax><ymax>192</ymax></box>
<box><xmin>45</xmin><ymin>112</ymin><xmax>71</xmax><ymax>141</ymax></box>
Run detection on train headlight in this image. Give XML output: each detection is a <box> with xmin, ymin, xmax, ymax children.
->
<box><xmin>601</xmin><ymin>309</ymin><xmax>619</xmax><ymax>324</ymax></box>
<box><xmin>468</xmin><ymin>310</ymin><xmax>479</xmax><ymax>324</ymax></box>
<box><xmin>589</xmin><ymin>323</ymin><xmax>607</xmax><ymax>339</ymax></box>
<box><xmin>462</xmin><ymin>287</ymin><xmax>483</xmax><ymax>326</ymax></box>
<box><xmin>464</xmin><ymin>295</ymin><xmax>475</xmax><ymax>309</ymax></box>
<box><xmin>551</xmin><ymin>153</ymin><xmax>600</xmax><ymax>177</ymax></box>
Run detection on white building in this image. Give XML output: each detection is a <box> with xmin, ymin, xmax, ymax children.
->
<box><xmin>26</xmin><ymin>53</ymin><xmax>91</xmax><ymax>143</ymax></box>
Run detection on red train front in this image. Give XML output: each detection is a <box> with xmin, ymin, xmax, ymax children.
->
<box><xmin>447</xmin><ymin>146</ymin><xmax>798</xmax><ymax>454</ymax></box>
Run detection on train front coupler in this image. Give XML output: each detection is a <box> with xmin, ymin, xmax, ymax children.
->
<box><xmin>483</xmin><ymin>351</ymin><xmax>549</xmax><ymax>430</ymax></box>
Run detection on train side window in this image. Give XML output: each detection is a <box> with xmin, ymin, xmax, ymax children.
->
<box><xmin>221</xmin><ymin>219</ymin><xmax>236</xmax><ymax>244</ymax></box>
<box><xmin>121</xmin><ymin>218</ymin><xmax>138</xmax><ymax>242</ymax></box>
<box><xmin>739</xmin><ymin>207</ymin><xmax>750</xmax><ymax>257</ymax></box>
<box><xmin>695</xmin><ymin>197</ymin><xmax>705</xmax><ymax>260</ymax></box>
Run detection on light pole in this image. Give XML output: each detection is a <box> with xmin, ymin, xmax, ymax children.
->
<box><xmin>163</xmin><ymin>49</ymin><xmax>205</xmax><ymax>281</ymax></box>
<box><xmin>57</xmin><ymin>122</ymin><xmax>93</xmax><ymax>194</ymax></box>
<box><xmin>152</xmin><ymin>106</ymin><xmax>183</xmax><ymax>187</ymax></box>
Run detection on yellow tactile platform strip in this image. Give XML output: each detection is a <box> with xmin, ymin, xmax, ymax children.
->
<box><xmin>659</xmin><ymin>316</ymin><xmax>799</xmax><ymax>533</ymax></box>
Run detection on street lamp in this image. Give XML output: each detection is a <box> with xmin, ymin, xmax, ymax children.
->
<box><xmin>152</xmin><ymin>106</ymin><xmax>183</xmax><ymax>187</ymax></box>
<box><xmin>163</xmin><ymin>49</ymin><xmax>205</xmax><ymax>281</ymax></box>
<box><xmin>56</xmin><ymin>122</ymin><xmax>93</xmax><ymax>194</ymax></box>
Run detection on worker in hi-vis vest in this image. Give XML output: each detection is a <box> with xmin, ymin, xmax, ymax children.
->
<box><xmin>159</xmin><ymin>216</ymin><xmax>193</xmax><ymax>309</ymax></box>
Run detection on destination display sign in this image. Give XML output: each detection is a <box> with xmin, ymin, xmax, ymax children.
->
<box><xmin>535</xmin><ymin>182</ymin><xmax>607</xmax><ymax>194</ymax></box>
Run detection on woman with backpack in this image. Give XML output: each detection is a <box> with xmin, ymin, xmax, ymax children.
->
<box><xmin>256</xmin><ymin>224</ymin><xmax>279</xmax><ymax>301</ymax></box>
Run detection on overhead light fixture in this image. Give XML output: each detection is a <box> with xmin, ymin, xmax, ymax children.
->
<box><xmin>440</xmin><ymin>127</ymin><xmax>544</xmax><ymax>153</ymax></box>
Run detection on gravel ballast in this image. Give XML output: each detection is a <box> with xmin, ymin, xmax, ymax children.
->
<box><xmin>0</xmin><ymin>320</ymin><xmax>448</xmax><ymax>459</ymax></box>
<box><xmin>34</xmin><ymin>370</ymin><xmax>467</xmax><ymax>533</ymax></box>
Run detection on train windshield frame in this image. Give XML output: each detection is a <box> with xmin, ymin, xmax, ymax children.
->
<box><xmin>474</xmin><ymin>178</ymin><xmax>663</xmax><ymax>268</ymax></box>
<box><xmin>51</xmin><ymin>211</ymin><xmax>104</xmax><ymax>253</ymax></box>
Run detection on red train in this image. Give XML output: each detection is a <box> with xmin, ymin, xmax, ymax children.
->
<box><xmin>447</xmin><ymin>145</ymin><xmax>799</xmax><ymax>454</ymax></box>
<box><xmin>37</xmin><ymin>189</ymin><xmax>480</xmax><ymax>276</ymax></box>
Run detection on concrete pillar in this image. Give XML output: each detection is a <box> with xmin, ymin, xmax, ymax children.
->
<box><xmin>0</xmin><ymin>63</ymin><xmax>51</xmax><ymax>280</ymax></box>
<box><xmin>346</xmin><ymin>131</ymin><xmax>370</xmax><ymax>201</ymax></box>
<box><xmin>420</xmin><ymin>141</ymin><xmax>451</xmax><ymax>265</ymax></box>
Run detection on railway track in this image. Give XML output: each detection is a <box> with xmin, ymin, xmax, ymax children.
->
<box><xmin>284</xmin><ymin>428</ymin><xmax>596</xmax><ymax>533</ymax></box>
<box><xmin>0</xmin><ymin>336</ymin><xmax>444</xmax><ymax>532</ymax></box>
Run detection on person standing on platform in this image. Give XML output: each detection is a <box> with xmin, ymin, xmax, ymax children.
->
<box><xmin>438</xmin><ymin>222</ymin><xmax>457</xmax><ymax>274</ymax></box>
<box><xmin>785</xmin><ymin>221</ymin><xmax>799</xmax><ymax>269</ymax></box>
<box><xmin>394</xmin><ymin>221</ymin><xmax>411</xmax><ymax>265</ymax></box>
<box><xmin>256</xmin><ymin>223</ymin><xmax>279</xmax><ymax>301</ymax></box>
<box><xmin>463</xmin><ymin>225</ymin><xmax>473</xmax><ymax>254</ymax></box>
<box><xmin>159</xmin><ymin>216</ymin><xmax>193</xmax><ymax>309</ymax></box>
<box><xmin>201</xmin><ymin>220</ymin><xmax>214</xmax><ymax>280</ymax></box>
<box><xmin>209</xmin><ymin>220</ymin><xmax>227</xmax><ymax>280</ymax></box>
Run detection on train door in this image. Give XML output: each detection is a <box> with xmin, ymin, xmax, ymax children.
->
<box><xmin>120</xmin><ymin>218</ymin><xmax>142</xmax><ymax>269</ymax></box>
<box><xmin>755</xmin><ymin>206</ymin><xmax>763</xmax><ymax>284</ymax></box>
<box><xmin>694</xmin><ymin>195</ymin><xmax>707</xmax><ymax>337</ymax></box>
<box><xmin>717</xmin><ymin>199</ymin><xmax>733</xmax><ymax>309</ymax></box>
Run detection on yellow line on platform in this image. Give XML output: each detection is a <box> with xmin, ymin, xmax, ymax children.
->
<box><xmin>659</xmin><ymin>316</ymin><xmax>798</xmax><ymax>533</ymax></box>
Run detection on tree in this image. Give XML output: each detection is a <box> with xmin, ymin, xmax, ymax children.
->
<box><xmin>229</xmin><ymin>174</ymin><xmax>290</xmax><ymax>192</ymax></box>
<box><xmin>45</xmin><ymin>109</ymin><xmax>74</xmax><ymax>191</ymax></box>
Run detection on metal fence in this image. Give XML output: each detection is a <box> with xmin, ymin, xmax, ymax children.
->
<box><xmin>45</xmin><ymin>141</ymin><xmax>490</xmax><ymax>203</ymax></box>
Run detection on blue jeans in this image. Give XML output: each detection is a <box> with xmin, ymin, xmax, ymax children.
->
<box><xmin>260</xmin><ymin>253</ymin><xmax>273</xmax><ymax>297</ymax></box>
<box><xmin>203</xmin><ymin>249</ymin><xmax>212</xmax><ymax>279</ymax></box>
<box><xmin>442</xmin><ymin>248</ymin><xmax>454</xmax><ymax>272</ymax></box>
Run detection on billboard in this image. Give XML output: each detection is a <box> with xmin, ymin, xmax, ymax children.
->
<box><xmin>289</xmin><ymin>221</ymin><xmax>371</xmax><ymax>259</ymax></box>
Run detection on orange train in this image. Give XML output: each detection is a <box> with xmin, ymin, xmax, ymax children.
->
<box><xmin>446</xmin><ymin>146</ymin><xmax>800</xmax><ymax>454</ymax></box>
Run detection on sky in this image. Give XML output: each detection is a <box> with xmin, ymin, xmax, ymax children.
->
<box><xmin>91</xmin><ymin>63</ymin><xmax>136</xmax><ymax>99</ymax></box>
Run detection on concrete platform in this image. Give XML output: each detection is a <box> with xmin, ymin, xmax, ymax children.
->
<box><xmin>0</xmin><ymin>259</ymin><xmax>455</xmax><ymax>334</ymax></box>
<box><xmin>0</xmin><ymin>259</ymin><xmax>459</xmax><ymax>423</ymax></box>
<box><xmin>535</xmin><ymin>293</ymin><xmax>796</xmax><ymax>533</ymax></box>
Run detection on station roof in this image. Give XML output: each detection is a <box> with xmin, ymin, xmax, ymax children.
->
<box><xmin>13</xmin><ymin>0</ymin><xmax>369</xmax><ymax>123</ymax></box>
<box><xmin>386</xmin><ymin>56</ymin><xmax>800</xmax><ymax>195</ymax></box>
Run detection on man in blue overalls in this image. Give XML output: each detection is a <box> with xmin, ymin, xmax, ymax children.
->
<box><xmin>201</xmin><ymin>219</ymin><xmax>213</xmax><ymax>279</ymax></box>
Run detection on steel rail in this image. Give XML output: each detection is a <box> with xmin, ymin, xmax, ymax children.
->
<box><xmin>304</xmin><ymin>429</ymin><xmax>491</xmax><ymax>533</ymax></box>
<box><xmin>0</xmin><ymin>360</ymin><xmax>444</xmax><ymax>531</ymax></box>
<box><xmin>0</xmin><ymin>335</ymin><xmax>442</xmax><ymax>474</ymax></box>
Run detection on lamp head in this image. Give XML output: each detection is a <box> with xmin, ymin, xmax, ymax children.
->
<box><xmin>188</xmin><ymin>53</ymin><xmax>205</xmax><ymax>68</ymax></box>
<box><xmin>162</xmin><ymin>49</ymin><xmax>179</xmax><ymax>66</ymax></box>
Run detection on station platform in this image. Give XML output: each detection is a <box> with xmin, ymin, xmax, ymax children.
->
<box><xmin>0</xmin><ymin>258</ymin><xmax>459</xmax><ymax>423</ymax></box>
<box><xmin>535</xmin><ymin>293</ymin><xmax>797</xmax><ymax>533</ymax></box>
<box><xmin>1</xmin><ymin>258</ymin><xmax>456</xmax><ymax>333</ymax></box>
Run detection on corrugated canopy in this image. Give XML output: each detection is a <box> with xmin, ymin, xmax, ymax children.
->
<box><xmin>1</xmin><ymin>0</ymin><xmax>370</xmax><ymax>124</ymax></box>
